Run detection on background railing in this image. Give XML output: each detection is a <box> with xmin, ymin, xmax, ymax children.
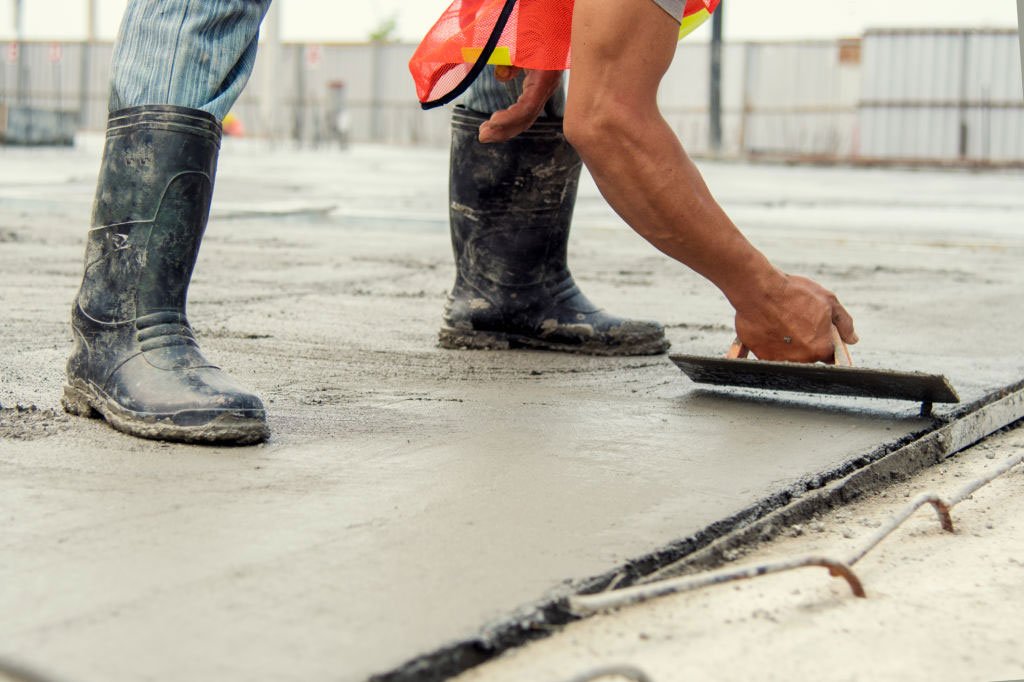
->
<box><xmin>1</xmin><ymin>28</ymin><xmax>1021</xmax><ymax>165</ymax></box>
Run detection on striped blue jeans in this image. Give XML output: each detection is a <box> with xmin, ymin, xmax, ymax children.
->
<box><xmin>108</xmin><ymin>1</ymin><xmax>565</xmax><ymax>121</ymax></box>
<box><xmin>109</xmin><ymin>0</ymin><xmax>271</xmax><ymax>118</ymax></box>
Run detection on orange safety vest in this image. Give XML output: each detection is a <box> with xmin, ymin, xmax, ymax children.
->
<box><xmin>410</xmin><ymin>0</ymin><xmax>720</xmax><ymax>109</ymax></box>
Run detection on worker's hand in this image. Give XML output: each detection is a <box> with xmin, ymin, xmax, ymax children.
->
<box><xmin>733</xmin><ymin>274</ymin><xmax>858</xmax><ymax>363</ymax></box>
<box><xmin>478</xmin><ymin>68</ymin><xmax>564</xmax><ymax>143</ymax></box>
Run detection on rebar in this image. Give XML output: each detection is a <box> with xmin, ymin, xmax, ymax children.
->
<box><xmin>562</xmin><ymin>664</ymin><xmax>654</xmax><ymax>682</ymax></box>
<box><xmin>570</xmin><ymin>451</ymin><xmax>1023</xmax><ymax>616</ymax></box>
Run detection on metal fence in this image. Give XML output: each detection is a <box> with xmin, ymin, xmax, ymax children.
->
<box><xmin>660</xmin><ymin>40</ymin><xmax>862</xmax><ymax>158</ymax></box>
<box><xmin>859</xmin><ymin>29</ymin><xmax>1024</xmax><ymax>164</ymax></box>
<box><xmin>1</xmin><ymin>30</ymin><xmax>1021</xmax><ymax>165</ymax></box>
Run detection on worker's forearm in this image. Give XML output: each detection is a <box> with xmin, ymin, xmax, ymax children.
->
<box><xmin>573</xmin><ymin>114</ymin><xmax>783</xmax><ymax>311</ymax></box>
<box><xmin>559</xmin><ymin>0</ymin><xmax>856</xmax><ymax>363</ymax></box>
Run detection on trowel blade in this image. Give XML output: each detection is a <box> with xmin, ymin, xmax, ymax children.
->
<box><xmin>670</xmin><ymin>354</ymin><xmax>960</xmax><ymax>404</ymax></box>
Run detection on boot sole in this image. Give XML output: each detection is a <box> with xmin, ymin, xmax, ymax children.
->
<box><xmin>438</xmin><ymin>327</ymin><xmax>670</xmax><ymax>357</ymax></box>
<box><xmin>61</xmin><ymin>380</ymin><xmax>270</xmax><ymax>446</ymax></box>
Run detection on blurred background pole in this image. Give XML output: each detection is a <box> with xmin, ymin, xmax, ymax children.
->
<box><xmin>370</xmin><ymin>38</ymin><xmax>382</xmax><ymax>141</ymax></box>
<box><xmin>79</xmin><ymin>0</ymin><xmax>97</xmax><ymax>126</ymax></box>
<box><xmin>14</xmin><ymin>0</ymin><xmax>26</xmax><ymax>104</ymax></box>
<box><xmin>1017</xmin><ymin>0</ymin><xmax>1023</xmax><ymax>97</ymax></box>
<box><xmin>709</xmin><ymin>1</ymin><xmax>724</xmax><ymax>155</ymax></box>
<box><xmin>260</xmin><ymin>0</ymin><xmax>282</xmax><ymax>141</ymax></box>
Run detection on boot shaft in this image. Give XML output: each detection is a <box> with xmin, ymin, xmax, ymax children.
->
<box><xmin>449</xmin><ymin>106</ymin><xmax>582</xmax><ymax>289</ymax></box>
<box><xmin>80</xmin><ymin>105</ymin><xmax>221</xmax><ymax>324</ymax></box>
<box><xmin>441</xmin><ymin>107</ymin><xmax>670</xmax><ymax>355</ymax></box>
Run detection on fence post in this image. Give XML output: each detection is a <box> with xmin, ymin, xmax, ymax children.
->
<box><xmin>293</xmin><ymin>44</ymin><xmax>306</xmax><ymax>145</ymax></box>
<box><xmin>1017</xmin><ymin>0</ymin><xmax>1023</xmax><ymax>98</ymax></box>
<box><xmin>709</xmin><ymin>1</ymin><xmax>724</xmax><ymax>154</ymax></box>
<box><xmin>260</xmin><ymin>1</ymin><xmax>283</xmax><ymax>142</ymax></box>
<box><xmin>78</xmin><ymin>0</ymin><xmax>97</xmax><ymax>127</ymax></box>
<box><xmin>370</xmin><ymin>40</ymin><xmax>384</xmax><ymax>142</ymax></box>
<box><xmin>957</xmin><ymin>31</ymin><xmax>969</xmax><ymax>159</ymax></box>
<box><xmin>738</xmin><ymin>41</ymin><xmax>754</xmax><ymax>157</ymax></box>
<box><xmin>14</xmin><ymin>0</ymin><xmax>27</xmax><ymax>105</ymax></box>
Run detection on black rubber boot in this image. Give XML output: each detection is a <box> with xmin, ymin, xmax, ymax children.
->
<box><xmin>62</xmin><ymin>105</ymin><xmax>269</xmax><ymax>444</ymax></box>
<box><xmin>440</xmin><ymin>106</ymin><xmax>669</xmax><ymax>356</ymax></box>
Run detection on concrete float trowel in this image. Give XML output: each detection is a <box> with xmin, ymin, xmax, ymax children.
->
<box><xmin>671</xmin><ymin>326</ymin><xmax>959</xmax><ymax>416</ymax></box>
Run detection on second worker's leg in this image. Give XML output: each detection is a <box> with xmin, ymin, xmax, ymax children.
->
<box><xmin>440</xmin><ymin>69</ymin><xmax>669</xmax><ymax>356</ymax></box>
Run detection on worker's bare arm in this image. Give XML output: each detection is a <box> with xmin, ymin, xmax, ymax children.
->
<box><xmin>563</xmin><ymin>0</ymin><xmax>856</xmax><ymax>362</ymax></box>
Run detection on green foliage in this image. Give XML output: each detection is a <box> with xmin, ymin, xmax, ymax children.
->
<box><xmin>368</xmin><ymin>14</ymin><xmax>399</xmax><ymax>43</ymax></box>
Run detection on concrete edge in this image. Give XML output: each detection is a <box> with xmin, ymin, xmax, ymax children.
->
<box><xmin>369</xmin><ymin>381</ymin><xmax>1024</xmax><ymax>682</ymax></box>
<box><xmin>647</xmin><ymin>383</ymin><xmax>1024</xmax><ymax>582</ymax></box>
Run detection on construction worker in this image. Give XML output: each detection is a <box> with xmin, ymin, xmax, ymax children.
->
<box><xmin>61</xmin><ymin>1</ymin><xmax>667</xmax><ymax>446</ymax></box>
<box><xmin>463</xmin><ymin>0</ymin><xmax>859</xmax><ymax>364</ymax></box>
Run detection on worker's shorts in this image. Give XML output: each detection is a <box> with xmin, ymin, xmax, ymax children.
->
<box><xmin>652</xmin><ymin>0</ymin><xmax>685</xmax><ymax>21</ymax></box>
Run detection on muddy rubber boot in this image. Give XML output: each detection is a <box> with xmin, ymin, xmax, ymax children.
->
<box><xmin>439</xmin><ymin>106</ymin><xmax>669</xmax><ymax>356</ymax></box>
<box><xmin>62</xmin><ymin>105</ymin><xmax>269</xmax><ymax>445</ymax></box>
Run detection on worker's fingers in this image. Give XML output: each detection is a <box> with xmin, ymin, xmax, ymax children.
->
<box><xmin>831</xmin><ymin>299</ymin><xmax>859</xmax><ymax>344</ymax></box>
<box><xmin>478</xmin><ymin>69</ymin><xmax>563</xmax><ymax>143</ymax></box>
<box><xmin>494</xmin><ymin>65</ymin><xmax>522</xmax><ymax>82</ymax></box>
<box><xmin>478</xmin><ymin>101</ymin><xmax>541</xmax><ymax>143</ymax></box>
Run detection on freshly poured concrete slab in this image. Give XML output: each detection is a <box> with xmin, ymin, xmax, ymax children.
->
<box><xmin>1</xmin><ymin>140</ymin><xmax>1022</xmax><ymax>682</ymax></box>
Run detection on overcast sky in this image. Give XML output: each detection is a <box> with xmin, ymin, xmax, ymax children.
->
<box><xmin>0</xmin><ymin>0</ymin><xmax>1017</xmax><ymax>42</ymax></box>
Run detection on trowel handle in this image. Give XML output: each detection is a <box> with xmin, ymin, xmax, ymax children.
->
<box><xmin>726</xmin><ymin>339</ymin><xmax>749</xmax><ymax>359</ymax></box>
<box><xmin>831</xmin><ymin>325</ymin><xmax>853</xmax><ymax>367</ymax></box>
<box><xmin>727</xmin><ymin>325</ymin><xmax>853</xmax><ymax>366</ymax></box>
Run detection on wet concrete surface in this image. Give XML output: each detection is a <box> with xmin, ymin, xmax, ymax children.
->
<box><xmin>451</xmin><ymin>425</ymin><xmax>1024</xmax><ymax>682</ymax></box>
<box><xmin>1</xmin><ymin>137</ymin><xmax>1023</xmax><ymax>681</ymax></box>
